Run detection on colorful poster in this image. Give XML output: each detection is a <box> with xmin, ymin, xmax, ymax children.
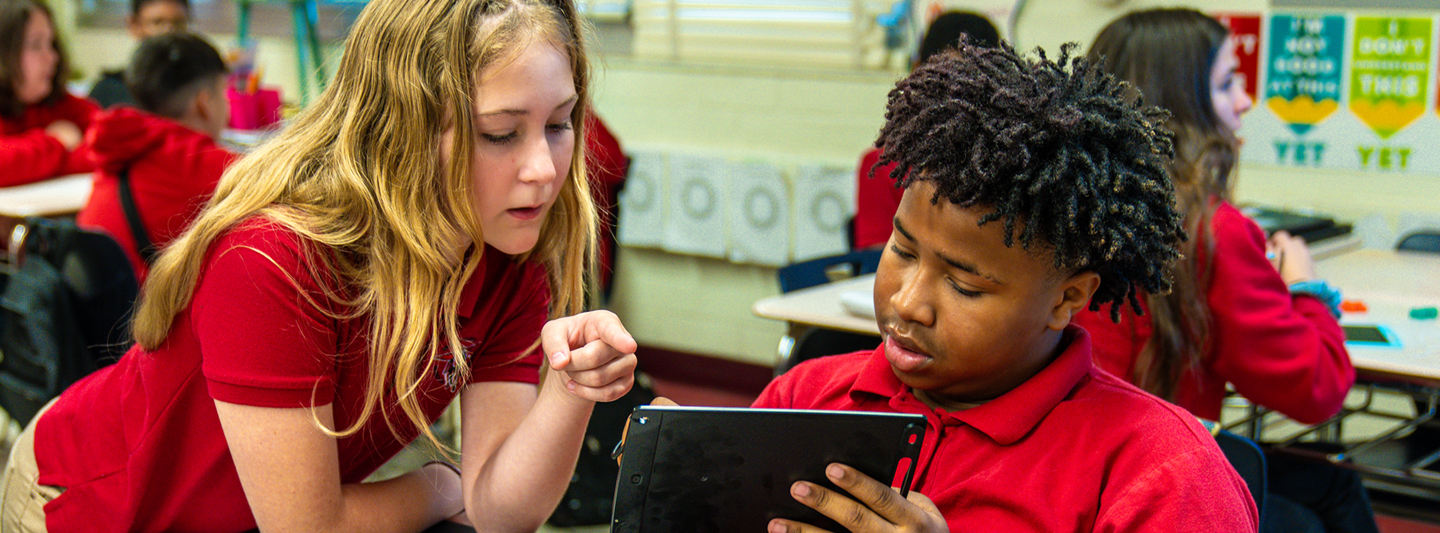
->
<box><xmin>1215</xmin><ymin>13</ymin><xmax>1263</xmax><ymax>102</ymax></box>
<box><xmin>1264</xmin><ymin>14</ymin><xmax>1346</xmax><ymax>136</ymax></box>
<box><xmin>1349</xmin><ymin>17</ymin><xmax>1433</xmax><ymax>140</ymax></box>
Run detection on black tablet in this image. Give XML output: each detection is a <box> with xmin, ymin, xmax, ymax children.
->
<box><xmin>611</xmin><ymin>406</ymin><xmax>927</xmax><ymax>533</ymax></box>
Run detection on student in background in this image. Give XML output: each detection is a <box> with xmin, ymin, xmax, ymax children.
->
<box><xmin>0</xmin><ymin>0</ymin><xmax>97</xmax><ymax>187</ymax></box>
<box><xmin>1074</xmin><ymin>9</ymin><xmax>1375</xmax><ymax>533</ymax></box>
<box><xmin>77</xmin><ymin>31</ymin><xmax>236</xmax><ymax>283</ymax></box>
<box><xmin>88</xmin><ymin>0</ymin><xmax>190</xmax><ymax>108</ymax></box>
<box><xmin>756</xmin><ymin>40</ymin><xmax>1255</xmax><ymax>532</ymax></box>
<box><xmin>851</xmin><ymin>10</ymin><xmax>999</xmax><ymax>249</ymax></box>
<box><xmin>0</xmin><ymin>0</ymin><xmax>637</xmax><ymax>532</ymax></box>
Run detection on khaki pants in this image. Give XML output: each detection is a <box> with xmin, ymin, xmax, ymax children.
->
<box><xmin>1</xmin><ymin>401</ymin><xmax>63</xmax><ymax>533</ymax></box>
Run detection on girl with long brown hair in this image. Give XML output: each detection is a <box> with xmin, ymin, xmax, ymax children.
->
<box><xmin>1075</xmin><ymin>8</ymin><xmax>1375</xmax><ymax>533</ymax></box>
<box><xmin>0</xmin><ymin>0</ymin><xmax>637</xmax><ymax>531</ymax></box>
<box><xmin>0</xmin><ymin>0</ymin><xmax>97</xmax><ymax>186</ymax></box>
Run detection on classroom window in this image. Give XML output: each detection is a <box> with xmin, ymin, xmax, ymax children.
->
<box><xmin>630</xmin><ymin>0</ymin><xmax>904</xmax><ymax>70</ymax></box>
<box><xmin>76</xmin><ymin>0</ymin><xmax>362</xmax><ymax>42</ymax></box>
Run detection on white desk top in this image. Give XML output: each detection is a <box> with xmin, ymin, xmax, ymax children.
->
<box><xmin>0</xmin><ymin>173</ymin><xmax>93</xmax><ymax>217</ymax></box>
<box><xmin>754</xmin><ymin>248</ymin><xmax>1440</xmax><ymax>386</ymax></box>
<box><xmin>1317</xmin><ymin>249</ymin><xmax>1440</xmax><ymax>386</ymax></box>
<box><xmin>753</xmin><ymin>274</ymin><xmax>878</xmax><ymax>336</ymax></box>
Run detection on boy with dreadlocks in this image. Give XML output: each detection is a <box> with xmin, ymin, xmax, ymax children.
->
<box><xmin>753</xmin><ymin>40</ymin><xmax>1257</xmax><ymax>533</ymax></box>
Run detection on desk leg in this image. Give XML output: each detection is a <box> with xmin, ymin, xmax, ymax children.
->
<box><xmin>775</xmin><ymin>323</ymin><xmax>815</xmax><ymax>378</ymax></box>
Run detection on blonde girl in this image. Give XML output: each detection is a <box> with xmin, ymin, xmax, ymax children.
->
<box><xmin>0</xmin><ymin>0</ymin><xmax>637</xmax><ymax>531</ymax></box>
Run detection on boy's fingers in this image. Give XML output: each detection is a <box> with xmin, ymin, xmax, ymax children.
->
<box><xmin>768</xmin><ymin>518</ymin><xmax>835</xmax><ymax>533</ymax></box>
<box><xmin>789</xmin><ymin>480</ymin><xmax>890</xmax><ymax>533</ymax></box>
<box><xmin>824</xmin><ymin>463</ymin><xmax>910</xmax><ymax>525</ymax></box>
<box><xmin>651</xmin><ymin>396</ymin><xmax>678</xmax><ymax>407</ymax></box>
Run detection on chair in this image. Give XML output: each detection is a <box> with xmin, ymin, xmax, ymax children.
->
<box><xmin>1203</xmin><ymin>419</ymin><xmax>1268</xmax><ymax>520</ymax></box>
<box><xmin>773</xmin><ymin>249</ymin><xmax>884</xmax><ymax>375</ymax></box>
<box><xmin>777</xmin><ymin>248</ymin><xmax>882</xmax><ymax>294</ymax></box>
<box><xmin>1</xmin><ymin>218</ymin><xmax>138</xmax><ymax>435</ymax></box>
<box><xmin>1396</xmin><ymin>230</ymin><xmax>1440</xmax><ymax>254</ymax></box>
<box><xmin>1396</xmin><ymin>230</ymin><xmax>1439</xmax><ymax>448</ymax></box>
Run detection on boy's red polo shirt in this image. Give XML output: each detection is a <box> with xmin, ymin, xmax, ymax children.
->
<box><xmin>753</xmin><ymin>326</ymin><xmax>1258</xmax><ymax>532</ymax></box>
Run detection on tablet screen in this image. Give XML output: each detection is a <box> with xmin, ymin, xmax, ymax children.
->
<box><xmin>612</xmin><ymin>406</ymin><xmax>926</xmax><ymax>533</ymax></box>
<box><xmin>1342</xmin><ymin>324</ymin><xmax>1397</xmax><ymax>346</ymax></box>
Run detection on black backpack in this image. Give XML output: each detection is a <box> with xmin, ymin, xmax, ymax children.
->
<box><xmin>0</xmin><ymin>217</ymin><xmax>138</xmax><ymax>425</ymax></box>
<box><xmin>548</xmin><ymin>372</ymin><xmax>658</xmax><ymax>527</ymax></box>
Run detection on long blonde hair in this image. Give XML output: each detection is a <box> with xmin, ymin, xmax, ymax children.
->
<box><xmin>133</xmin><ymin>0</ymin><xmax>595</xmax><ymax>446</ymax></box>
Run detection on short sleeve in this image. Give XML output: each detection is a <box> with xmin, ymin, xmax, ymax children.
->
<box><xmin>462</xmin><ymin>258</ymin><xmax>549</xmax><ymax>386</ymax></box>
<box><xmin>1095</xmin><ymin>444</ymin><xmax>1259</xmax><ymax>532</ymax></box>
<box><xmin>195</xmin><ymin>223</ymin><xmax>342</xmax><ymax>408</ymax></box>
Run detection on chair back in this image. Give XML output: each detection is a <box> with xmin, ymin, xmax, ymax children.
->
<box><xmin>772</xmin><ymin>249</ymin><xmax>884</xmax><ymax>376</ymax></box>
<box><xmin>778</xmin><ymin>249</ymin><xmax>883</xmax><ymax>293</ymax></box>
<box><xmin>1396</xmin><ymin>230</ymin><xmax>1440</xmax><ymax>254</ymax></box>
<box><xmin>1213</xmin><ymin>429</ymin><xmax>1268</xmax><ymax>521</ymax></box>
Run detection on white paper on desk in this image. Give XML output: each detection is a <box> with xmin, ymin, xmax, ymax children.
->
<box><xmin>726</xmin><ymin>159</ymin><xmax>789</xmax><ymax>266</ymax></box>
<box><xmin>663</xmin><ymin>154</ymin><xmax>728</xmax><ymax>258</ymax></box>
<box><xmin>792</xmin><ymin>165</ymin><xmax>854</xmax><ymax>262</ymax></box>
<box><xmin>617</xmin><ymin>151</ymin><xmax>665</xmax><ymax>248</ymax></box>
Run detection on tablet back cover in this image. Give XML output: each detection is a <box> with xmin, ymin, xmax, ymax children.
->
<box><xmin>611</xmin><ymin>406</ymin><xmax>926</xmax><ymax>533</ymax></box>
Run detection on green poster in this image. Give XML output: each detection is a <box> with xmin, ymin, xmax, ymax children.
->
<box><xmin>1349</xmin><ymin>17</ymin><xmax>1432</xmax><ymax>139</ymax></box>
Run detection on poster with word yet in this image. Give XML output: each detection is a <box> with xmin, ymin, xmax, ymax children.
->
<box><xmin>1235</xmin><ymin>12</ymin><xmax>1440</xmax><ymax>174</ymax></box>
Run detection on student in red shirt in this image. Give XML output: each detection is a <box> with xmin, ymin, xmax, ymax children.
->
<box><xmin>0</xmin><ymin>0</ymin><xmax>97</xmax><ymax>186</ymax></box>
<box><xmin>1075</xmin><ymin>9</ymin><xmax>1374</xmax><ymax>533</ymax></box>
<box><xmin>851</xmin><ymin>11</ymin><xmax>998</xmax><ymax>249</ymax></box>
<box><xmin>77</xmin><ymin>31</ymin><xmax>237</xmax><ymax>282</ymax></box>
<box><xmin>756</xmin><ymin>41</ymin><xmax>1256</xmax><ymax>533</ymax></box>
<box><xmin>0</xmin><ymin>1</ymin><xmax>638</xmax><ymax>532</ymax></box>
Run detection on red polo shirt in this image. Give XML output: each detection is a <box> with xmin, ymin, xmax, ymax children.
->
<box><xmin>753</xmin><ymin>326</ymin><xmax>1258</xmax><ymax>532</ymax></box>
<box><xmin>34</xmin><ymin>219</ymin><xmax>549</xmax><ymax>532</ymax></box>
<box><xmin>0</xmin><ymin>92</ymin><xmax>98</xmax><ymax>186</ymax></box>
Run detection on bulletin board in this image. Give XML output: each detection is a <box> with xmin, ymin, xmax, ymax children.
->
<box><xmin>1221</xmin><ymin>11</ymin><xmax>1440</xmax><ymax>175</ymax></box>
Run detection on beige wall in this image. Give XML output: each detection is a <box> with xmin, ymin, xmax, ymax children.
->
<box><xmin>68</xmin><ymin>27</ymin><xmax>341</xmax><ymax>109</ymax></box>
<box><xmin>63</xmin><ymin>1</ymin><xmax>1440</xmax><ymax>367</ymax></box>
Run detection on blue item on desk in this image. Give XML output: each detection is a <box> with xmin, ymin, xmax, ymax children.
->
<box><xmin>1410</xmin><ymin>307</ymin><xmax>1438</xmax><ymax>320</ymax></box>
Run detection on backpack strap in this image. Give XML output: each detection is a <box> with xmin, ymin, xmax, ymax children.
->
<box><xmin>116</xmin><ymin>167</ymin><xmax>158</xmax><ymax>265</ymax></box>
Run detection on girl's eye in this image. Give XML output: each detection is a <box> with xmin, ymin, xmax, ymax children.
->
<box><xmin>482</xmin><ymin>132</ymin><xmax>517</xmax><ymax>145</ymax></box>
<box><xmin>547</xmin><ymin>121</ymin><xmax>573</xmax><ymax>134</ymax></box>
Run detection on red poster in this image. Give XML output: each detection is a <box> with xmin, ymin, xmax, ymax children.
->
<box><xmin>1215</xmin><ymin>13</ymin><xmax>1262</xmax><ymax>101</ymax></box>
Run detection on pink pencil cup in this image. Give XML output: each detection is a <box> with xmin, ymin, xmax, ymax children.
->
<box><xmin>227</xmin><ymin>87</ymin><xmax>283</xmax><ymax>130</ymax></box>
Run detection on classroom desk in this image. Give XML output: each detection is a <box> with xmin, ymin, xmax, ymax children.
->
<box><xmin>0</xmin><ymin>173</ymin><xmax>92</xmax><ymax>218</ymax></box>
<box><xmin>1317</xmin><ymin>249</ymin><xmax>1440</xmax><ymax>388</ymax></box>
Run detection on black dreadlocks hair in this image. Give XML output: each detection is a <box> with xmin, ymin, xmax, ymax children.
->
<box><xmin>873</xmin><ymin>39</ymin><xmax>1185</xmax><ymax>318</ymax></box>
